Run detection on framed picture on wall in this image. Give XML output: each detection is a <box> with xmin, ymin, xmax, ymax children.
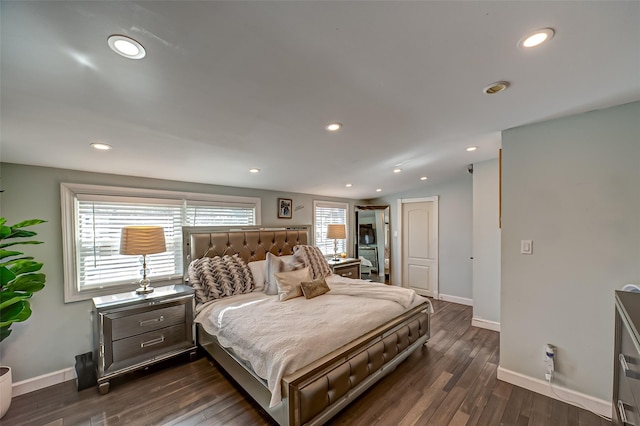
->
<box><xmin>278</xmin><ymin>198</ymin><xmax>292</xmax><ymax>219</ymax></box>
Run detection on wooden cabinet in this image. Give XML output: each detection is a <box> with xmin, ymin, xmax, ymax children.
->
<box><xmin>92</xmin><ymin>285</ymin><xmax>196</xmax><ymax>394</ymax></box>
<box><xmin>329</xmin><ymin>258</ymin><xmax>361</xmax><ymax>279</ymax></box>
<box><xmin>613</xmin><ymin>290</ymin><xmax>640</xmax><ymax>426</ymax></box>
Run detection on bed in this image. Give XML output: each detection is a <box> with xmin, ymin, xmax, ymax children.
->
<box><xmin>182</xmin><ymin>225</ymin><xmax>432</xmax><ymax>426</ymax></box>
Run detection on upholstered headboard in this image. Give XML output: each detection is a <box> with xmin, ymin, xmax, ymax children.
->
<box><xmin>182</xmin><ymin>225</ymin><xmax>310</xmax><ymax>279</ymax></box>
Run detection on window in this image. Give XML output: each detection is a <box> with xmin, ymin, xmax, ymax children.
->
<box><xmin>313</xmin><ymin>200</ymin><xmax>349</xmax><ymax>257</ymax></box>
<box><xmin>61</xmin><ymin>183</ymin><xmax>260</xmax><ymax>302</ymax></box>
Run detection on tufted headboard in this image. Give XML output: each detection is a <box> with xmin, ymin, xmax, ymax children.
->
<box><xmin>182</xmin><ymin>225</ymin><xmax>310</xmax><ymax>279</ymax></box>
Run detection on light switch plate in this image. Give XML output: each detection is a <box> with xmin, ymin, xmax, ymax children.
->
<box><xmin>521</xmin><ymin>240</ymin><xmax>533</xmax><ymax>255</ymax></box>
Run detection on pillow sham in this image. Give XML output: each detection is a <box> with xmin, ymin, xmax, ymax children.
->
<box><xmin>188</xmin><ymin>254</ymin><xmax>254</xmax><ymax>303</ymax></box>
<box><xmin>264</xmin><ymin>253</ymin><xmax>301</xmax><ymax>295</ymax></box>
<box><xmin>274</xmin><ymin>267</ymin><xmax>311</xmax><ymax>302</ymax></box>
<box><xmin>292</xmin><ymin>245</ymin><xmax>332</xmax><ymax>280</ymax></box>
<box><xmin>248</xmin><ymin>259</ymin><xmax>266</xmax><ymax>292</ymax></box>
<box><xmin>300</xmin><ymin>278</ymin><xmax>331</xmax><ymax>299</ymax></box>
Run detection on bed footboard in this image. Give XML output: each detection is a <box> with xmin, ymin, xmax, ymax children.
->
<box><xmin>197</xmin><ymin>302</ymin><xmax>430</xmax><ymax>426</ymax></box>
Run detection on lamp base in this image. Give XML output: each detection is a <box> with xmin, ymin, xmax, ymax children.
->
<box><xmin>136</xmin><ymin>285</ymin><xmax>154</xmax><ymax>295</ymax></box>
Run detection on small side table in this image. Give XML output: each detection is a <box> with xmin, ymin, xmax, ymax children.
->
<box><xmin>329</xmin><ymin>258</ymin><xmax>361</xmax><ymax>279</ymax></box>
<box><xmin>92</xmin><ymin>285</ymin><xmax>196</xmax><ymax>394</ymax></box>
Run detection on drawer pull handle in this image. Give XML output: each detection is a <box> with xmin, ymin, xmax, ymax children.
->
<box><xmin>620</xmin><ymin>353</ymin><xmax>640</xmax><ymax>380</ymax></box>
<box><xmin>618</xmin><ymin>400</ymin><xmax>635</xmax><ymax>426</ymax></box>
<box><xmin>341</xmin><ymin>272</ymin><xmax>353</xmax><ymax>277</ymax></box>
<box><xmin>139</xmin><ymin>316</ymin><xmax>164</xmax><ymax>327</ymax></box>
<box><xmin>140</xmin><ymin>336</ymin><xmax>165</xmax><ymax>348</ymax></box>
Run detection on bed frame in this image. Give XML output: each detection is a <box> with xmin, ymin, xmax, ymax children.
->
<box><xmin>182</xmin><ymin>226</ymin><xmax>430</xmax><ymax>426</ymax></box>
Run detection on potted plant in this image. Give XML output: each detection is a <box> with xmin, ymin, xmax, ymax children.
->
<box><xmin>0</xmin><ymin>218</ymin><xmax>47</xmax><ymax>418</ymax></box>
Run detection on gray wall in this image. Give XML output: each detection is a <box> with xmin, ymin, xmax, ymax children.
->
<box><xmin>500</xmin><ymin>101</ymin><xmax>640</xmax><ymax>401</ymax></box>
<box><xmin>472</xmin><ymin>158</ymin><xmax>501</xmax><ymax>324</ymax></box>
<box><xmin>371</xmin><ymin>172</ymin><xmax>473</xmax><ymax>300</ymax></box>
<box><xmin>0</xmin><ymin>163</ymin><xmax>359</xmax><ymax>382</ymax></box>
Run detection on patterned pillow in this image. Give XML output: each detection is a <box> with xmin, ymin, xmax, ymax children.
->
<box><xmin>188</xmin><ymin>254</ymin><xmax>255</xmax><ymax>303</ymax></box>
<box><xmin>292</xmin><ymin>245</ymin><xmax>332</xmax><ymax>280</ymax></box>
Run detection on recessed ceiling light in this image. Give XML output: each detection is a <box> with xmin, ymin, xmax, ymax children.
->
<box><xmin>249</xmin><ymin>168</ymin><xmax>260</xmax><ymax>173</ymax></box>
<box><xmin>90</xmin><ymin>143</ymin><xmax>112</xmax><ymax>151</ymax></box>
<box><xmin>345</xmin><ymin>183</ymin><xmax>353</xmax><ymax>187</ymax></box>
<box><xmin>108</xmin><ymin>35</ymin><xmax>146</xmax><ymax>59</ymax></box>
<box><xmin>376</xmin><ymin>188</ymin><xmax>382</xmax><ymax>192</ymax></box>
<box><xmin>466</xmin><ymin>146</ymin><xmax>477</xmax><ymax>152</ymax></box>
<box><xmin>393</xmin><ymin>168</ymin><xmax>402</xmax><ymax>173</ymax></box>
<box><xmin>483</xmin><ymin>81</ymin><xmax>510</xmax><ymax>95</ymax></box>
<box><xmin>420</xmin><ymin>176</ymin><xmax>428</xmax><ymax>181</ymax></box>
<box><xmin>325</xmin><ymin>122</ymin><xmax>342</xmax><ymax>132</ymax></box>
<box><xmin>518</xmin><ymin>28</ymin><xmax>555</xmax><ymax>48</ymax></box>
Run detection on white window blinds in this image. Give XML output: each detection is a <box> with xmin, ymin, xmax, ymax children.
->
<box><xmin>314</xmin><ymin>201</ymin><xmax>348</xmax><ymax>256</ymax></box>
<box><xmin>62</xmin><ymin>184</ymin><xmax>259</xmax><ymax>302</ymax></box>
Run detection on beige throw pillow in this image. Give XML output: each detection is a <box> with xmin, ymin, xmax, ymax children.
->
<box><xmin>274</xmin><ymin>267</ymin><xmax>311</xmax><ymax>302</ymax></box>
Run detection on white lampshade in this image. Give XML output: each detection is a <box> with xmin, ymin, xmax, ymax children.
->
<box><xmin>326</xmin><ymin>224</ymin><xmax>346</xmax><ymax>240</ymax></box>
<box><xmin>120</xmin><ymin>226</ymin><xmax>166</xmax><ymax>255</ymax></box>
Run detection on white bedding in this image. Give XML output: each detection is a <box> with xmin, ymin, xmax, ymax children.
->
<box><xmin>195</xmin><ymin>275</ymin><xmax>432</xmax><ymax>407</ymax></box>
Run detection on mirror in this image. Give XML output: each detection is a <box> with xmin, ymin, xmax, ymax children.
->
<box><xmin>355</xmin><ymin>205</ymin><xmax>390</xmax><ymax>283</ymax></box>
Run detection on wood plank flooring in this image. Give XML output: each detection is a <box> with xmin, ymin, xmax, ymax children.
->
<box><xmin>2</xmin><ymin>299</ymin><xmax>611</xmax><ymax>426</ymax></box>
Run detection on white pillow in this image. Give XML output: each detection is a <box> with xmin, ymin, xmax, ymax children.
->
<box><xmin>265</xmin><ymin>253</ymin><xmax>299</xmax><ymax>295</ymax></box>
<box><xmin>248</xmin><ymin>260</ymin><xmax>266</xmax><ymax>291</ymax></box>
<box><xmin>275</xmin><ymin>267</ymin><xmax>311</xmax><ymax>301</ymax></box>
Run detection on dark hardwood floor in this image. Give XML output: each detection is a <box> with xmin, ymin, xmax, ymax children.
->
<box><xmin>2</xmin><ymin>299</ymin><xmax>610</xmax><ymax>426</ymax></box>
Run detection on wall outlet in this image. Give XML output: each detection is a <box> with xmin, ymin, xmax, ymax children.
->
<box><xmin>544</xmin><ymin>344</ymin><xmax>555</xmax><ymax>381</ymax></box>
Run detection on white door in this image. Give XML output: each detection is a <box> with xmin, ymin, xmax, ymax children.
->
<box><xmin>401</xmin><ymin>198</ymin><xmax>438</xmax><ymax>298</ymax></box>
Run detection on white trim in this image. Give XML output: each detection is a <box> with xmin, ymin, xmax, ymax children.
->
<box><xmin>396</xmin><ymin>196</ymin><xmax>439</xmax><ymax>295</ymax></box>
<box><xmin>496</xmin><ymin>366</ymin><xmax>612</xmax><ymax>419</ymax></box>
<box><xmin>12</xmin><ymin>367</ymin><xmax>76</xmax><ymax>397</ymax></box>
<box><xmin>439</xmin><ymin>294</ymin><xmax>473</xmax><ymax>306</ymax></box>
<box><xmin>313</xmin><ymin>200</ymin><xmax>350</xmax><ymax>254</ymax></box>
<box><xmin>471</xmin><ymin>317</ymin><xmax>501</xmax><ymax>332</ymax></box>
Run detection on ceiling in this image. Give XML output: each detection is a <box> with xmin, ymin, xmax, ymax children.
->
<box><xmin>1</xmin><ymin>1</ymin><xmax>639</xmax><ymax>200</ymax></box>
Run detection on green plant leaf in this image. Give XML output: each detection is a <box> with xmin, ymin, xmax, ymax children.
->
<box><xmin>0</xmin><ymin>225</ymin><xmax>10</xmax><ymax>239</ymax></box>
<box><xmin>0</xmin><ymin>300</ymin><xmax>32</xmax><ymax>326</ymax></box>
<box><xmin>0</xmin><ymin>250</ymin><xmax>23</xmax><ymax>260</ymax></box>
<box><xmin>0</xmin><ymin>265</ymin><xmax>17</xmax><ymax>286</ymax></box>
<box><xmin>8</xmin><ymin>260</ymin><xmax>43</xmax><ymax>275</ymax></box>
<box><xmin>0</xmin><ymin>326</ymin><xmax>12</xmax><ymax>343</ymax></box>
<box><xmin>7</xmin><ymin>273</ymin><xmax>46</xmax><ymax>292</ymax></box>
<box><xmin>0</xmin><ymin>293</ymin><xmax>32</xmax><ymax>311</ymax></box>
<box><xmin>12</xmin><ymin>219</ymin><xmax>46</xmax><ymax>228</ymax></box>
<box><xmin>0</xmin><ymin>241</ymin><xmax>44</xmax><ymax>249</ymax></box>
<box><xmin>0</xmin><ymin>257</ymin><xmax>34</xmax><ymax>268</ymax></box>
<box><xmin>0</xmin><ymin>290</ymin><xmax>33</xmax><ymax>303</ymax></box>
<box><xmin>7</xmin><ymin>229</ymin><xmax>37</xmax><ymax>239</ymax></box>
<box><xmin>0</xmin><ymin>218</ymin><xmax>6</xmax><ymax>226</ymax></box>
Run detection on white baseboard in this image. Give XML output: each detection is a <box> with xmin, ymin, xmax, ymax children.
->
<box><xmin>12</xmin><ymin>367</ymin><xmax>76</xmax><ymax>397</ymax></box>
<box><xmin>497</xmin><ymin>366</ymin><xmax>611</xmax><ymax>419</ymax></box>
<box><xmin>438</xmin><ymin>294</ymin><xmax>473</xmax><ymax>306</ymax></box>
<box><xmin>471</xmin><ymin>317</ymin><xmax>501</xmax><ymax>332</ymax></box>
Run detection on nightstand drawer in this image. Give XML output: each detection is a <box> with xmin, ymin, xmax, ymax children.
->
<box><xmin>111</xmin><ymin>304</ymin><xmax>186</xmax><ymax>340</ymax></box>
<box><xmin>112</xmin><ymin>324</ymin><xmax>188</xmax><ymax>363</ymax></box>
<box><xmin>334</xmin><ymin>264</ymin><xmax>359</xmax><ymax>279</ymax></box>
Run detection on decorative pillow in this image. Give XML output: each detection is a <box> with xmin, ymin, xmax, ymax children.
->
<box><xmin>300</xmin><ymin>278</ymin><xmax>331</xmax><ymax>299</ymax></box>
<box><xmin>292</xmin><ymin>245</ymin><xmax>332</xmax><ymax>280</ymax></box>
<box><xmin>274</xmin><ymin>267</ymin><xmax>311</xmax><ymax>302</ymax></box>
<box><xmin>264</xmin><ymin>253</ymin><xmax>301</xmax><ymax>295</ymax></box>
<box><xmin>188</xmin><ymin>254</ymin><xmax>255</xmax><ymax>303</ymax></box>
<box><xmin>248</xmin><ymin>259</ymin><xmax>266</xmax><ymax>291</ymax></box>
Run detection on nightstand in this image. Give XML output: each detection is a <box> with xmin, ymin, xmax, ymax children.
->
<box><xmin>329</xmin><ymin>258</ymin><xmax>361</xmax><ymax>279</ymax></box>
<box><xmin>92</xmin><ymin>285</ymin><xmax>196</xmax><ymax>394</ymax></box>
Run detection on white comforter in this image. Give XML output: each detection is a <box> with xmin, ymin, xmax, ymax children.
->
<box><xmin>195</xmin><ymin>275</ymin><xmax>432</xmax><ymax>407</ymax></box>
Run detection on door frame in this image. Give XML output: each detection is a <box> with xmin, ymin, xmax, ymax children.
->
<box><xmin>395</xmin><ymin>196</ymin><xmax>439</xmax><ymax>297</ymax></box>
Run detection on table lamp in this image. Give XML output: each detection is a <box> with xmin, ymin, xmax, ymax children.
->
<box><xmin>326</xmin><ymin>224</ymin><xmax>346</xmax><ymax>262</ymax></box>
<box><xmin>120</xmin><ymin>226</ymin><xmax>166</xmax><ymax>294</ymax></box>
